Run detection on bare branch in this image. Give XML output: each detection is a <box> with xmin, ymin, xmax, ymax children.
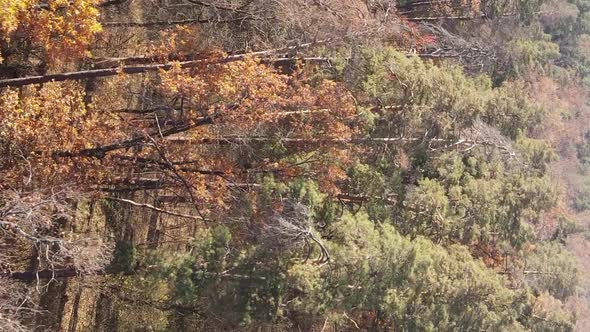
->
<box><xmin>264</xmin><ymin>202</ymin><xmax>330</xmax><ymax>264</ymax></box>
<box><xmin>106</xmin><ymin>197</ymin><xmax>208</xmax><ymax>222</ymax></box>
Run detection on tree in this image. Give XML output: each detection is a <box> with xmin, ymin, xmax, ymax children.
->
<box><xmin>524</xmin><ymin>242</ymin><xmax>580</xmax><ymax>300</ymax></box>
<box><xmin>574</xmin><ymin>179</ymin><xmax>590</xmax><ymax>211</ymax></box>
<box><xmin>145</xmin><ymin>209</ymin><xmax>573</xmax><ymax>329</ymax></box>
<box><xmin>0</xmin><ymin>189</ymin><xmax>113</xmax><ymax>330</ymax></box>
<box><xmin>0</xmin><ymin>0</ymin><xmax>102</xmax><ymax>73</ymax></box>
<box><xmin>1</xmin><ymin>3</ymin><xmax>585</xmax><ymax>328</ymax></box>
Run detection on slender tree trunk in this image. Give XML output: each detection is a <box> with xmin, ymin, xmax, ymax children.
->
<box><xmin>102</xmin><ymin>17</ymin><xmax>246</xmax><ymax>27</ymax></box>
<box><xmin>94</xmin><ymin>292</ymin><xmax>118</xmax><ymax>332</ymax></box>
<box><xmin>51</xmin><ymin>118</ymin><xmax>214</xmax><ymax>158</ymax></box>
<box><xmin>67</xmin><ymin>285</ymin><xmax>84</xmax><ymax>332</ymax></box>
<box><xmin>97</xmin><ymin>0</ymin><xmax>128</xmax><ymax>7</ymax></box>
<box><xmin>405</xmin><ymin>14</ymin><xmax>485</xmax><ymax>21</ymax></box>
<box><xmin>166</xmin><ymin>136</ymin><xmax>448</xmax><ymax>145</ymax></box>
<box><xmin>0</xmin><ymin>40</ymin><xmax>331</xmax><ymax>88</ymax></box>
<box><xmin>0</xmin><ymin>56</ymin><xmax>328</xmax><ymax>88</ymax></box>
<box><xmin>2</xmin><ymin>267</ymin><xmax>267</xmax><ymax>282</ymax></box>
<box><xmin>146</xmin><ymin>197</ymin><xmax>162</xmax><ymax>250</ymax></box>
<box><xmin>36</xmin><ymin>280</ymin><xmax>69</xmax><ymax>330</ymax></box>
<box><xmin>1</xmin><ymin>267</ymin><xmax>129</xmax><ymax>280</ymax></box>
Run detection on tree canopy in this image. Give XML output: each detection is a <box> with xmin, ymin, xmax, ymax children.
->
<box><xmin>1</xmin><ymin>0</ymin><xmax>589</xmax><ymax>331</ymax></box>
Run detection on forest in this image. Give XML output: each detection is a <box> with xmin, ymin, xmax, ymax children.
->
<box><xmin>1</xmin><ymin>0</ymin><xmax>590</xmax><ymax>331</ymax></box>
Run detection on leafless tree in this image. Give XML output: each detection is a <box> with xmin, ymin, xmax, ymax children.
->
<box><xmin>264</xmin><ymin>202</ymin><xmax>330</xmax><ymax>264</ymax></box>
<box><xmin>415</xmin><ymin>22</ymin><xmax>496</xmax><ymax>74</ymax></box>
<box><xmin>0</xmin><ymin>188</ymin><xmax>114</xmax><ymax>330</ymax></box>
<box><xmin>458</xmin><ymin>120</ymin><xmax>520</xmax><ymax>160</ymax></box>
<box><xmin>0</xmin><ymin>280</ymin><xmax>38</xmax><ymax>332</ymax></box>
<box><xmin>0</xmin><ymin>189</ymin><xmax>113</xmax><ymax>278</ymax></box>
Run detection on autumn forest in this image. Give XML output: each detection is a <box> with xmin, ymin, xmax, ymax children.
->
<box><xmin>2</xmin><ymin>0</ymin><xmax>590</xmax><ymax>330</ymax></box>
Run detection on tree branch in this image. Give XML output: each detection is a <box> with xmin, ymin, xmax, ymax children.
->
<box><xmin>105</xmin><ymin>197</ymin><xmax>208</xmax><ymax>221</ymax></box>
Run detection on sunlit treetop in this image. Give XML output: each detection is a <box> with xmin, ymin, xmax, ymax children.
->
<box><xmin>0</xmin><ymin>0</ymin><xmax>102</xmax><ymax>64</ymax></box>
<box><xmin>158</xmin><ymin>57</ymin><xmax>357</xmax><ymax>138</ymax></box>
<box><xmin>0</xmin><ymin>0</ymin><xmax>31</xmax><ymax>37</ymax></box>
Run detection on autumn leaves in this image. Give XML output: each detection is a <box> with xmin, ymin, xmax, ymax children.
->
<box><xmin>0</xmin><ymin>0</ymin><xmax>101</xmax><ymax>64</ymax></box>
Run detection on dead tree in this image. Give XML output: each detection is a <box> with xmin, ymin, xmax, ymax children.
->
<box><xmin>264</xmin><ymin>202</ymin><xmax>330</xmax><ymax>264</ymax></box>
<box><xmin>0</xmin><ymin>189</ymin><xmax>114</xmax><ymax>331</ymax></box>
<box><xmin>414</xmin><ymin>22</ymin><xmax>496</xmax><ymax>73</ymax></box>
<box><xmin>0</xmin><ymin>189</ymin><xmax>113</xmax><ymax>278</ymax></box>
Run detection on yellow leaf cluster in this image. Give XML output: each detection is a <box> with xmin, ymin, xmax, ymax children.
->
<box><xmin>0</xmin><ymin>0</ymin><xmax>102</xmax><ymax>64</ymax></box>
<box><xmin>27</xmin><ymin>0</ymin><xmax>102</xmax><ymax>61</ymax></box>
<box><xmin>0</xmin><ymin>0</ymin><xmax>31</xmax><ymax>37</ymax></box>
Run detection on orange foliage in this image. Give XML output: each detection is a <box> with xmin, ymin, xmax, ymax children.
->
<box><xmin>0</xmin><ymin>59</ymin><xmax>356</xmax><ymax>210</ymax></box>
<box><xmin>0</xmin><ymin>0</ymin><xmax>31</xmax><ymax>38</ymax></box>
<box><xmin>0</xmin><ymin>82</ymin><xmax>121</xmax><ymax>187</ymax></box>
<box><xmin>393</xmin><ymin>18</ymin><xmax>438</xmax><ymax>52</ymax></box>
<box><xmin>159</xmin><ymin>57</ymin><xmax>356</xmax><ymax>137</ymax></box>
<box><xmin>154</xmin><ymin>57</ymin><xmax>358</xmax><ymax>206</ymax></box>
<box><xmin>0</xmin><ymin>0</ymin><xmax>101</xmax><ymax>64</ymax></box>
<box><xmin>30</xmin><ymin>0</ymin><xmax>101</xmax><ymax>61</ymax></box>
<box><xmin>149</xmin><ymin>26</ymin><xmax>209</xmax><ymax>62</ymax></box>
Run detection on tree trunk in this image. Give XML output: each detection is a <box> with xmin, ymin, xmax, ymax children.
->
<box><xmin>1</xmin><ymin>267</ymin><xmax>126</xmax><ymax>280</ymax></box>
<box><xmin>67</xmin><ymin>285</ymin><xmax>84</xmax><ymax>332</ymax></box>
<box><xmin>0</xmin><ymin>40</ymin><xmax>331</xmax><ymax>88</ymax></box>
<box><xmin>36</xmin><ymin>279</ymin><xmax>69</xmax><ymax>330</ymax></box>
<box><xmin>166</xmin><ymin>136</ymin><xmax>446</xmax><ymax>145</ymax></box>
<box><xmin>2</xmin><ymin>267</ymin><xmax>267</xmax><ymax>281</ymax></box>
<box><xmin>146</xmin><ymin>197</ymin><xmax>162</xmax><ymax>250</ymax></box>
<box><xmin>51</xmin><ymin>118</ymin><xmax>214</xmax><ymax>158</ymax></box>
<box><xmin>102</xmin><ymin>17</ymin><xmax>245</xmax><ymax>27</ymax></box>
<box><xmin>94</xmin><ymin>292</ymin><xmax>118</xmax><ymax>332</ymax></box>
<box><xmin>405</xmin><ymin>14</ymin><xmax>485</xmax><ymax>21</ymax></box>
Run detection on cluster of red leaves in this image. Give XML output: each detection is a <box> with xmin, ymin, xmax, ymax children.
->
<box><xmin>393</xmin><ymin>18</ymin><xmax>438</xmax><ymax>52</ymax></box>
